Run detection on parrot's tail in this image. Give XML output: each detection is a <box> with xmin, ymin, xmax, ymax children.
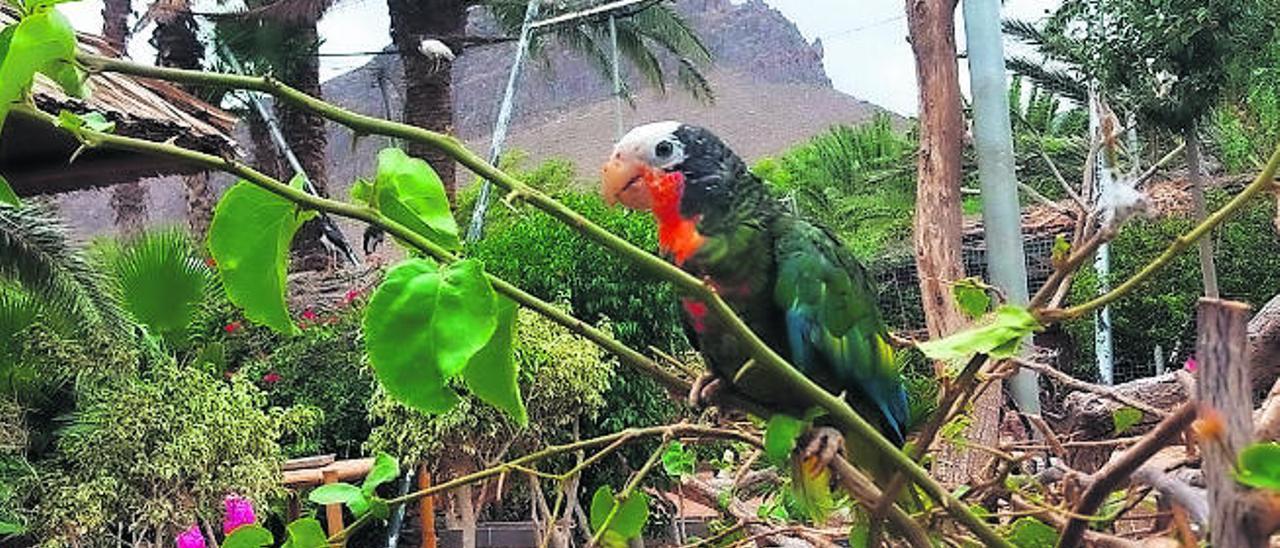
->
<box><xmin>790</xmin><ymin>453</ymin><xmax>835</xmax><ymax>523</ymax></box>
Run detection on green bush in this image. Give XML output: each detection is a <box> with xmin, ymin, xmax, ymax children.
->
<box><xmin>1066</xmin><ymin>194</ymin><xmax>1280</xmax><ymax>381</ymax></box>
<box><xmin>30</xmin><ymin>361</ymin><xmax>316</xmax><ymax>546</ymax></box>
<box><xmin>241</xmin><ymin>306</ymin><xmax>372</xmax><ymax>458</ymax></box>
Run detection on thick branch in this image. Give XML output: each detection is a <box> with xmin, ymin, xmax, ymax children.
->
<box><xmin>73</xmin><ymin>54</ymin><xmax>1009</xmax><ymax>546</ymax></box>
<box><xmin>1057</xmin><ymin>402</ymin><xmax>1197</xmax><ymax>548</ymax></box>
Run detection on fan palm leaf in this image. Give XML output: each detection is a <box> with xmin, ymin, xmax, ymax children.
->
<box><xmin>94</xmin><ymin>229</ymin><xmax>213</xmax><ymax>349</ymax></box>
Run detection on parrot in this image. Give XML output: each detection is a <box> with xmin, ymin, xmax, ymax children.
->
<box><xmin>600</xmin><ymin>121</ymin><xmax>911</xmax><ymax>505</ymax></box>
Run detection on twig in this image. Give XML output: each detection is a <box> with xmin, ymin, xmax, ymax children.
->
<box><xmin>588</xmin><ymin>439</ymin><xmax>669</xmax><ymax>547</ymax></box>
<box><xmin>1057</xmin><ymin>402</ymin><xmax>1197</xmax><ymax>548</ymax></box>
<box><xmin>1042</xmin><ymin>141</ymin><xmax>1280</xmax><ymax>321</ymax></box>
<box><xmin>1014</xmin><ymin>358</ymin><xmax>1169</xmax><ymax>418</ymax></box>
<box><xmin>69</xmin><ymin>57</ymin><xmax>1011</xmax><ymax>547</ymax></box>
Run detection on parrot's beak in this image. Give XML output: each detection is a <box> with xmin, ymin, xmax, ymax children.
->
<box><xmin>601</xmin><ymin>154</ymin><xmax>654</xmax><ymax>211</ymax></box>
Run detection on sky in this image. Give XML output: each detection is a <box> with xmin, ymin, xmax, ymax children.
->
<box><xmin>60</xmin><ymin>0</ymin><xmax>1060</xmax><ymax>116</ymax></box>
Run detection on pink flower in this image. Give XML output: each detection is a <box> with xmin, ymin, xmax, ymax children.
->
<box><xmin>1184</xmin><ymin>357</ymin><xmax>1198</xmax><ymax>373</ymax></box>
<box><xmin>175</xmin><ymin>524</ymin><xmax>205</xmax><ymax>548</ymax></box>
<box><xmin>301</xmin><ymin>308</ymin><xmax>318</xmax><ymax>321</ymax></box>
<box><xmin>223</xmin><ymin>494</ymin><xmax>257</xmax><ymax>534</ymax></box>
<box><xmin>343</xmin><ymin>289</ymin><xmax>361</xmax><ymax>306</ymax></box>
<box><xmin>262</xmin><ymin>372</ymin><xmax>281</xmax><ymax>385</ymax></box>
<box><xmin>224</xmin><ymin>321</ymin><xmax>241</xmax><ymax>334</ymax></box>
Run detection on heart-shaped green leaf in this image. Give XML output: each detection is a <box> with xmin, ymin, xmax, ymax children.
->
<box><xmin>208</xmin><ymin>180</ymin><xmax>315</xmax><ymax>335</ymax></box>
<box><xmin>363</xmin><ymin>452</ymin><xmax>400</xmax><ymax>494</ymax></box>
<box><xmin>952</xmin><ymin>277</ymin><xmax>992</xmax><ymax>319</ymax></box>
<box><xmin>1112</xmin><ymin>407</ymin><xmax>1143</xmax><ymax>435</ymax></box>
<box><xmin>281</xmin><ymin>518</ymin><xmax>326</xmax><ymax>548</ymax></box>
<box><xmin>364</xmin><ymin>258</ymin><xmax>498</xmax><ymax>413</ymax></box>
<box><xmin>308</xmin><ymin>482</ymin><xmax>362</xmax><ymax>505</ymax></box>
<box><xmin>463</xmin><ymin>296</ymin><xmax>526</xmax><ymax>424</ymax></box>
<box><xmin>223</xmin><ymin>525</ymin><xmax>273</xmax><ymax>548</ymax></box>
<box><xmin>1236</xmin><ymin>442</ymin><xmax>1280</xmax><ymax>491</ymax></box>
<box><xmin>589</xmin><ymin>485</ymin><xmax>649</xmax><ymax>547</ymax></box>
<box><xmin>0</xmin><ymin>8</ymin><xmax>75</xmax><ymax>130</ymax></box>
<box><xmin>917</xmin><ymin>305</ymin><xmax>1042</xmax><ymax>364</ymax></box>
<box><xmin>1006</xmin><ymin>517</ymin><xmax>1057</xmax><ymax>547</ymax></box>
<box><xmin>374</xmin><ymin>148</ymin><xmax>460</xmax><ymax>251</ymax></box>
<box><xmin>764</xmin><ymin>414</ymin><xmax>806</xmax><ymax>467</ymax></box>
<box><xmin>661</xmin><ymin>441</ymin><xmax>696</xmax><ymax>478</ymax></box>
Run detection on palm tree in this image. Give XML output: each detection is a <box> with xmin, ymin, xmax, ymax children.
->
<box><xmin>101</xmin><ymin>0</ymin><xmax>153</xmax><ymax>237</ymax></box>
<box><xmin>386</xmin><ymin>0</ymin><xmax>714</xmax><ymax>200</ymax></box>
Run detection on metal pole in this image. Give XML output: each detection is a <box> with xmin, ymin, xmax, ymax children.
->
<box><xmin>609</xmin><ymin>14</ymin><xmax>623</xmax><ymax>140</ymax></box>
<box><xmin>217</xmin><ymin>43</ymin><xmax>360</xmax><ymax>267</ymax></box>
<box><xmin>465</xmin><ymin>0</ymin><xmax>541</xmax><ymax>243</ymax></box>
<box><xmin>1087</xmin><ymin>0</ymin><xmax>1116</xmax><ymax>385</ymax></box>
<box><xmin>962</xmin><ymin>0</ymin><xmax>1040</xmax><ymax>413</ymax></box>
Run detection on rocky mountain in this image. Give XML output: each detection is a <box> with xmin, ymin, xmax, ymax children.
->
<box><xmin>55</xmin><ymin>0</ymin><xmax>894</xmax><ymax>241</ymax></box>
<box><xmin>321</xmin><ymin>0</ymin><xmax>892</xmax><ymax>184</ymax></box>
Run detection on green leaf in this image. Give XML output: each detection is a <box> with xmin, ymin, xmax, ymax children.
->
<box><xmin>363</xmin><ymin>452</ymin><xmax>400</xmax><ymax>494</ymax></box>
<box><xmin>0</xmin><ymin>8</ymin><xmax>76</xmax><ymax>131</ymax></box>
<box><xmin>57</xmin><ymin>110</ymin><xmax>113</xmax><ymax>133</ymax></box>
<box><xmin>917</xmin><ymin>305</ymin><xmax>1042</xmax><ymax>364</ymax></box>
<box><xmin>99</xmin><ymin>229</ymin><xmax>211</xmax><ymax>347</ymax></box>
<box><xmin>462</xmin><ymin>296</ymin><xmax>526</xmax><ymax>425</ymax></box>
<box><xmin>39</xmin><ymin>59</ymin><xmax>85</xmax><ymax>98</ymax></box>
<box><xmin>364</xmin><ymin>258</ymin><xmax>498</xmax><ymax>414</ymax></box>
<box><xmin>0</xmin><ymin>520</ymin><xmax>24</xmax><ymax>535</ymax></box>
<box><xmin>1236</xmin><ymin>442</ymin><xmax>1280</xmax><ymax>490</ymax></box>
<box><xmin>223</xmin><ymin>525</ymin><xmax>273</xmax><ymax>548</ymax></box>
<box><xmin>1006</xmin><ymin>517</ymin><xmax>1057</xmax><ymax>547</ymax></box>
<box><xmin>661</xmin><ymin>441</ymin><xmax>696</xmax><ymax>478</ymax></box>
<box><xmin>349</xmin><ymin>177</ymin><xmax>373</xmax><ymax>205</ymax></box>
<box><xmin>952</xmin><ymin>277</ymin><xmax>992</xmax><ymax>319</ymax></box>
<box><xmin>208</xmin><ymin>180</ymin><xmax>315</xmax><ymax>335</ymax></box>
<box><xmin>589</xmin><ymin>485</ymin><xmax>649</xmax><ymax>547</ymax></box>
<box><xmin>308</xmin><ymin>482</ymin><xmax>363</xmax><ymax>505</ymax></box>
<box><xmin>0</xmin><ymin>174</ymin><xmax>18</xmax><ymax>206</ymax></box>
<box><xmin>281</xmin><ymin>518</ymin><xmax>326</xmax><ymax>548</ymax></box>
<box><xmin>373</xmin><ymin>148</ymin><xmax>460</xmax><ymax>251</ymax></box>
<box><xmin>764</xmin><ymin>414</ymin><xmax>806</xmax><ymax>467</ymax></box>
<box><xmin>348</xmin><ymin>493</ymin><xmax>371</xmax><ymax>517</ymax></box>
<box><xmin>368</xmin><ymin>497</ymin><xmax>390</xmax><ymax>520</ymax></box>
<box><xmin>1111</xmin><ymin>407</ymin><xmax>1143</xmax><ymax>435</ymax></box>
<box><xmin>1051</xmin><ymin>234</ymin><xmax>1071</xmax><ymax>265</ymax></box>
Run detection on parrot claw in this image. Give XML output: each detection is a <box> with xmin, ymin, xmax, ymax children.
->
<box><xmin>800</xmin><ymin>426</ymin><xmax>844</xmax><ymax>471</ymax></box>
<box><xmin>687</xmin><ymin>373</ymin><xmax>723</xmax><ymax>409</ymax></box>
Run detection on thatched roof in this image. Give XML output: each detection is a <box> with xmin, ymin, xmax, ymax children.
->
<box><xmin>0</xmin><ymin>9</ymin><xmax>238</xmax><ymax>196</ymax></box>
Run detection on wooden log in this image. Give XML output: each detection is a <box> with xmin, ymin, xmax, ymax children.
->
<box><xmin>322</xmin><ymin>468</ymin><xmax>344</xmax><ymax>538</ymax></box>
<box><xmin>282</xmin><ymin>454</ymin><xmax>336</xmax><ymax>471</ymax></box>
<box><xmin>282</xmin><ymin>457</ymin><xmax>373</xmax><ymax>487</ymax></box>
<box><xmin>420</xmin><ymin>464</ymin><xmax>436</xmax><ymax>548</ymax></box>
<box><xmin>1195</xmin><ymin>298</ymin><xmax>1263</xmax><ymax>548</ymax></box>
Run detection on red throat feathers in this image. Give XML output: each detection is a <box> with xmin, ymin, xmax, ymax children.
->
<box><xmin>644</xmin><ymin>170</ymin><xmax>705</xmax><ymax>265</ymax></box>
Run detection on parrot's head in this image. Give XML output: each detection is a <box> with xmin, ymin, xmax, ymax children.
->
<box><xmin>601</xmin><ymin>121</ymin><xmax>745</xmax><ymax>216</ymax></box>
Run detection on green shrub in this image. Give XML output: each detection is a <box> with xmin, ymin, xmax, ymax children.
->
<box><xmin>1066</xmin><ymin>194</ymin><xmax>1280</xmax><ymax>381</ymax></box>
<box><xmin>242</xmin><ymin>306</ymin><xmax>372</xmax><ymax>458</ymax></box>
<box><xmin>30</xmin><ymin>361</ymin><xmax>316</xmax><ymax>546</ymax></box>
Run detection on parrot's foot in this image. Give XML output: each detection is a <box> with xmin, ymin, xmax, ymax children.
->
<box><xmin>687</xmin><ymin>373</ymin><xmax>724</xmax><ymax>409</ymax></box>
<box><xmin>799</xmin><ymin>426</ymin><xmax>844</xmax><ymax>471</ymax></box>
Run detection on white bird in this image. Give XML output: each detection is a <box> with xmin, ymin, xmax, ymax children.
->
<box><xmin>418</xmin><ymin>39</ymin><xmax>456</xmax><ymax>73</ymax></box>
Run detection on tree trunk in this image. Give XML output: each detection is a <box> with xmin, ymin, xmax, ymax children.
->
<box><xmin>102</xmin><ymin>0</ymin><xmax>145</xmax><ymax>236</ymax></box>
<box><xmin>275</xmin><ymin>21</ymin><xmax>333</xmax><ymax>271</ymax></box>
<box><xmin>387</xmin><ymin>0</ymin><xmax>464</xmax><ymax>201</ymax></box>
<box><xmin>151</xmin><ymin>10</ymin><xmax>215</xmax><ymax>242</ymax></box>
<box><xmin>100</xmin><ymin>0</ymin><xmax>130</xmax><ymax>52</ymax></box>
<box><xmin>906</xmin><ymin>0</ymin><xmax>995</xmax><ymax>486</ymax></box>
<box><xmin>453</xmin><ymin>484</ymin><xmax>477</xmax><ymax>548</ymax></box>
<box><xmin>1186</xmin><ymin>124</ymin><xmax>1220</xmax><ymax>298</ymax></box>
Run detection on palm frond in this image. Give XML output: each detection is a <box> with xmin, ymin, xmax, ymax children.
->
<box><xmin>93</xmin><ymin>229</ymin><xmax>213</xmax><ymax>350</ymax></box>
<box><xmin>0</xmin><ymin>203</ymin><xmax>131</xmax><ymax>342</ymax></box>
<box><xmin>1006</xmin><ymin>56</ymin><xmax>1087</xmax><ymax>105</ymax></box>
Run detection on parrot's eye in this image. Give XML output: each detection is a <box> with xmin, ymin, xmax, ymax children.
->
<box><xmin>654</xmin><ymin>140</ymin><xmax>674</xmax><ymax>159</ymax></box>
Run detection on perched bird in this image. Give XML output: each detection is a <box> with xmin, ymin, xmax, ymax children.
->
<box><xmin>601</xmin><ymin>121</ymin><xmax>910</xmax><ymax>495</ymax></box>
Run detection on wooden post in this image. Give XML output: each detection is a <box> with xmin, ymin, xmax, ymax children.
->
<box><xmin>322</xmin><ymin>468</ymin><xmax>344</xmax><ymax>537</ymax></box>
<box><xmin>1195</xmin><ymin>298</ymin><xmax>1263</xmax><ymax>547</ymax></box>
<box><xmin>419</xmin><ymin>464</ymin><xmax>437</xmax><ymax>548</ymax></box>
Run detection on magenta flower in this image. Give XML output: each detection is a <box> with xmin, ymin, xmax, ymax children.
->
<box><xmin>1184</xmin><ymin>357</ymin><xmax>1198</xmax><ymax>373</ymax></box>
<box><xmin>223</xmin><ymin>494</ymin><xmax>257</xmax><ymax>534</ymax></box>
<box><xmin>343</xmin><ymin>289</ymin><xmax>361</xmax><ymax>306</ymax></box>
<box><xmin>301</xmin><ymin>308</ymin><xmax>318</xmax><ymax>321</ymax></box>
<box><xmin>176</xmin><ymin>524</ymin><xmax>206</xmax><ymax>548</ymax></box>
<box><xmin>262</xmin><ymin>372</ymin><xmax>281</xmax><ymax>385</ymax></box>
<box><xmin>224</xmin><ymin>321</ymin><xmax>241</xmax><ymax>334</ymax></box>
